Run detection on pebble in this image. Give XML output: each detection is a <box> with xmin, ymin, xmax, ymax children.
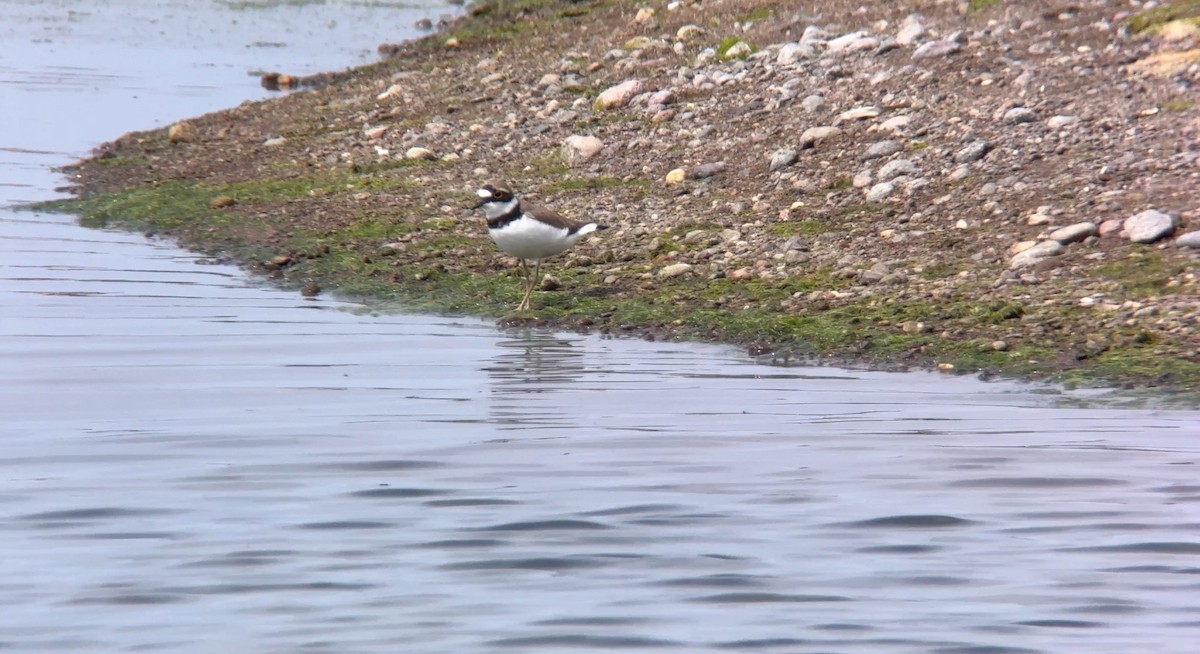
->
<box><xmin>777</xmin><ymin>43</ymin><xmax>813</xmax><ymax>66</ymax></box>
<box><xmin>209</xmin><ymin>195</ymin><xmax>236</xmax><ymax>209</ymax></box>
<box><xmin>1026</xmin><ymin>209</ymin><xmax>1052</xmax><ymax>226</ymax></box>
<box><xmin>827</xmin><ymin>33</ymin><xmax>879</xmax><ymax>55</ymax></box>
<box><xmin>722</xmin><ymin>41</ymin><xmax>752</xmax><ymax>59</ymax></box>
<box><xmin>863</xmin><ymin>139</ymin><xmax>903</xmax><ymax>159</ymax></box>
<box><xmin>800</xmin><ymin>25</ymin><xmax>828</xmax><ymax>45</ymax></box>
<box><xmin>689</xmin><ymin>162</ymin><xmax>726</xmax><ymax>179</ymax></box>
<box><xmin>561</xmin><ymin>135</ymin><xmax>604</xmax><ymax>167</ymax></box>
<box><xmin>595</xmin><ymin>79</ymin><xmax>643</xmax><ymax>110</ymax></box>
<box><xmin>676</xmin><ymin>24</ymin><xmax>704</xmax><ymax>40</ymax></box>
<box><xmin>1049</xmin><ymin>222</ymin><xmax>1098</xmax><ymax>245</ymax></box>
<box><xmin>659</xmin><ymin>262</ymin><xmax>693</xmax><ymax>278</ymax></box>
<box><xmin>865</xmin><ymin>182</ymin><xmax>895</xmax><ymax>202</ymax></box>
<box><xmin>1124</xmin><ymin>209</ymin><xmax>1176</xmax><ymax>243</ymax></box>
<box><xmin>1003</xmin><ymin>107</ymin><xmax>1037</xmax><ymax>124</ymax></box>
<box><xmin>648</xmin><ymin>89</ymin><xmax>675</xmax><ymax>105</ymax></box>
<box><xmin>769</xmin><ymin>149</ymin><xmax>798</xmax><ymax>172</ymax></box>
<box><xmin>878</xmin><ymin>115</ymin><xmax>912</xmax><ymax>132</ymax></box>
<box><xmin>799</xmin><ymin>125</ymin><xmax>842</xmax><ymax>148</ymax></box>
<box><xmin>405</xmin><ymin>147</ymin><xmax>435</xmax><ymax>160</ymax></box>
<box><xmin>1176</xmin><ymin>230</ymin><xmax>1200</xmax><ymax>248</ymax></box>
<box><xmin>954</xmin><ymin>140</ymin><xmax>991</xmax><ymax>163</ymax></box>
<box><xmin>896</xmin><ymin>15</ymin><xmax>925</xmax><ymax>45</ymax></box>
<box><xmin>263</xmin><ymin>136</ymin><xmax>287</xmax><ymax>147</ymax></box>
<box><xmin>800</xmin><ymin>94</ymin><xmax>825</xmax><ymax>113</ymax></box>
<box><xmin>1046</xmin><ymin>115</ymin><xmax>1079</xmax><ymax>129</ymax></box>
<box><xmin>168</xmin><ymin>122</ymin><xmax>197</xmax><ymax>143</ymax></box>
<box><xmin>905</xmin><ymin>178</ymin><xmax>929</xmax><ymax>195</ymax></box>
<box><xmin>1009</xmin><ymin>240</ymin><xmax>1064</xmax><ymax>269</ymax></box>
<box><xmin>364</xmin><ymin>126</ymin><xmax>388</xmax><ymax>139</ymax></box>
<box><xmin>1098</xmin><ymin>218</ymin><xmax>1125</xmax><ymax>236</ymax></box>
<box><xmin>911</xmin><ymin>40</ymin><xmax>961</xmax><ymax>60</ymax></box>
<box><xmin>664</xmin><ymin>168</ymin><xmax>686</xmax><ymax>184</ymax></box>
<box><xmin>835</xmin><ymin>106</ymin><xmax>880</xmax><ymax>124</ymax></box>
<box><xmin>877</xmin><ymin>158</ymin><xmax>919</xmax><ymax>180</ymax></box>
<box><xmin>729</xmin><ymin>267</ymin><xmax>754</xmax><ymax>281</ymax></box>
<box><xmin>826</xmin><ymin>32</ymin><xmax>865</xmax><ymax>52</ymax></box>
<box><xmin>991</xmin><ymin>340</ymin><xmax>1009</xmax><ymax>352</ymax></box>
<box><xmin>853</xmin><ymin>170</ymin><xmax>873</xmax><ymax>188</ymax></box>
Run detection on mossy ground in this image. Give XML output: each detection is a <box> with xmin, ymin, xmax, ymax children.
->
<box><xmin>1127</xmin><ymin>0</ymin><xmax>1200</xmax><ymax>33</ymax></box>
<box><xmin>34</xmin><ymin>169</ymin><xmax>1200</xmax><ymax>399</ymax></box>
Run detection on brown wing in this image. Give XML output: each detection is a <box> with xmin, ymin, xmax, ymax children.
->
<box><xmin>522</xmin><ymin>202</ymin><xmax>599</xmax><ymax>234</ymax></box>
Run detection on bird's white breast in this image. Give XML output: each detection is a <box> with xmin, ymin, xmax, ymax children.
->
<box><xmin>489</xmin><ymin>215</ymin><xmax>587</xmax><ymax>260</ymax></box>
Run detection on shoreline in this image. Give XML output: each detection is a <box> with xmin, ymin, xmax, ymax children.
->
<box><xmin>38</xmin><ymin>0</ymin><xmax>1200</xmax><ymax>397</ymax></box>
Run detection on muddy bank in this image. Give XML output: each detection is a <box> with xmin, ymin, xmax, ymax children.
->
<box><xmin>43</xmin><ymin>0</ymin><xmax>1200</xmax><ymax>393</ymax></box>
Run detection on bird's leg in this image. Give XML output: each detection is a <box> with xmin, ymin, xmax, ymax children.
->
<box><xmin>519</xmin><ymin>259</ymin><xmax>545</xmax><ymax>311</ymax></box>
<box><xmin>517</xmin><ymin>259</ymin><xmax>531</xmax><ymax>311</ymax></box>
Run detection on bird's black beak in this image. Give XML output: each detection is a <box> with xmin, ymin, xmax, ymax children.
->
<box><xmin>471</xmin><ymin>197</ymin><xmax>487</xmax><ymax>209</ymax></box>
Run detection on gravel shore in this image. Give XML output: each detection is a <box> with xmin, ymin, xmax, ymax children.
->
<box><xmin>50</xmin><ymin>0</ymin><xmax>1200</xmax><ymax>393</ymax></box>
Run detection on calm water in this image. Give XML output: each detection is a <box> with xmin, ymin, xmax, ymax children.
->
<box><xmin>2</xmin><ymin>2</ymin><xmax>1199</xmax><ymax>653</ymax></box>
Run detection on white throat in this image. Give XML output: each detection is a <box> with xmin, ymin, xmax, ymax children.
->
<box><xmin>482</xmin><ymin>198</ymin><xmax>519</xmax><ymax>221</ymax></box>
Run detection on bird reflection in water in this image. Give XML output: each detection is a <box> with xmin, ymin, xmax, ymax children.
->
<box><xmin>484</xmin><ymin>328</ymin><xmax>589</xmax><ymax>429</ymax></box>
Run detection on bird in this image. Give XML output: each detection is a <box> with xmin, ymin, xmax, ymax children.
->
<box><xmin>473</xmin><ymin>182</ymin><xmax>605</xmax><ymax>311</ymax></box>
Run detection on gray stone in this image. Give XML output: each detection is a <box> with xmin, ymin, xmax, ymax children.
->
<box><xmin>1124</xmin><ymin>209</ymin><xmax>1176</xmax><ymax>244</ymax></box>
<box><xmin>864</xmin><ymin>139</ymin><xmax>903</xmax><ymax>160</ymax></box>
<box><xmin>777</xmin><ymin>42</ymin><xmax>813</xmax><ymax>65</ymax></box>
<box><xmin>1046</xmin><ymin>115</ymin><xmax>1079</xmax><ymax>129</ymax></box>
<box><xmin>878</xmin><ymin>158</ymin><xmax>919</xmax><ymax>180</ymax></box>
<box><xmin>865</xmin><ymin>182</ymin><xmax>895</xmax><ymax>203</ymax></box>
<box><xmin>800</xmin><ymin>25</ymin><xmax>829</xmax><ymax>45</ymax></box>
<box><xmin>659</xmin><ymin>263</ymin><xmax>693</xmax><ymax>278</ymax></box>
<box><xmin>1003</xmin><ymin>107</ymin><xmax>1037</xmax><ymax>124</ymax></box>
<box><xmin>911</xmin><ymin>39</ymin><xmax>961</xmax><ymax>60</ymax></box>
<box><xmin>835</xmin><ymin>106</ymin><xmax>880</xmax><ymax>124</ymax></box>
<box><xmin>799</xmin><ymin>125</ymin><xmax>842</xmax><ymax>148</ymax></box>
<box><xmin>769</xmin><ymin>149</ymin><xmax>799</xmax><ymax>172</ymax></box>
<box><xmin>904</xmin><ymin>177</ymin><xmax>930</xmax><ymax>194</ymax></box>
<box><xmin>896</xmin><ymin>15</ymin><xmax>925</xmax><ymax>45</ymax></box>
<box><xmin>561</xmin><ymin>135</ymin><xmax>604</xmax><ymax>167</ymax></box>
<box><xmin>688</xmin><ymin>161</ymin><xmax>726</xmax><ymax>179</ymax></box>
<box><xmin>595</xmin><ymin>79</ymin><xmax>643</xmax><ymax>110</ymax></box>
<box><xmin>405</xmin><ymin>146</ymin><xmax>436</xmax><ymax>160</ymax></box>
<box><xmin>648</xmin><ymin>89</ymin><xmax>675</xmax><ymax>105</ymax></box>
<box><xmin>1048</xmin><ymin>222</ymin><xmax>1098</xmax><ymax>245</ymax></box>
<box><xmin>800</xmin><ymin>94</ymin><xmax>825</xmax><ymax>113</ymax></box>
<box><xmin>827</xmin><ymin>32</ymin><xmax>877</xmax><ymax>54</ymax></box>
<box><xmin>879</xmin><ymin>115</ymin><xmax>912</xmax><ymax>132</ymax></box>
<box><xmin>1098</xmin><ymin>218</ymin><xmax>1124</xmax><ymax>236</ymax></box>
<box><xmin>853</xmin><ymin>170</ymin><xmax>873</xmax><ymax>188</ymax></box>
<box><xmin>1009</xmin><ymin>240</ymin><xmax>1064</xmax><ymax>269</ymax></box>
<box><xmin>1176</xmin><ymin>230</ymin><xmax>1200</xmax><ymax>248</ymax></box>
<box><xmin>955</xmin><ymin>140</ymin><xmax>991</xmax><ymax>163</ymax></box>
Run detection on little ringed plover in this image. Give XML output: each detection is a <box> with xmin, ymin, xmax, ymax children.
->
<box><xmin>473</xmin><ymin>182</ymin><xmax>605</xmax><ymax>311</ymax></box>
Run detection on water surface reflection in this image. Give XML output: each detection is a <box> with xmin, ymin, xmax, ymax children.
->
<box><xmin>3</xmin><ymin>211</ymin><xmax>1200</xmax><ymax>654</ymax></box>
